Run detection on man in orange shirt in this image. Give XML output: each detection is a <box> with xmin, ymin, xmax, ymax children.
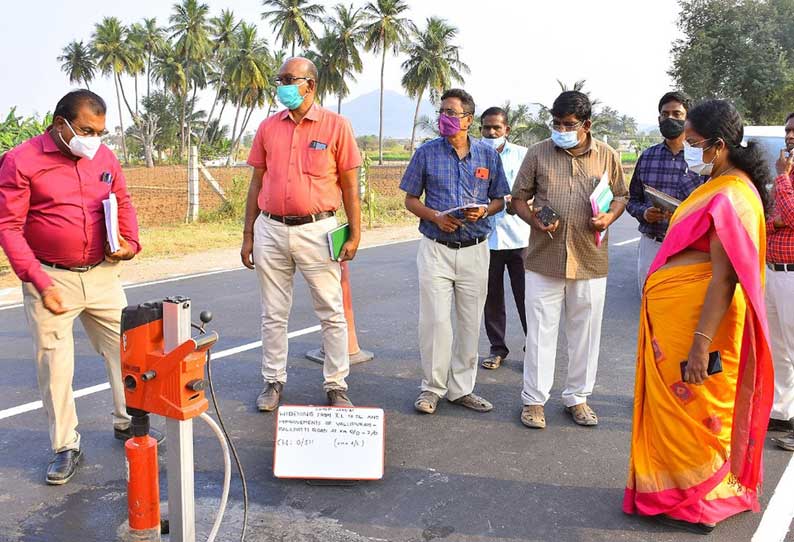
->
<box><xmin>241</xmin><ymin>57</ymin><xmax>362</xmax><ymax>411</ymax></box>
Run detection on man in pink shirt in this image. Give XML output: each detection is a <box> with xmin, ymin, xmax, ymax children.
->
<box><xmin>241</xmin><ymin>57</ymin><xmax>362</xmax><ymax>411</ymax></box>
<box><xmin>0</xmin><ymin>90</ymin><xmax>158</xmax><ymax>485</ymax></box>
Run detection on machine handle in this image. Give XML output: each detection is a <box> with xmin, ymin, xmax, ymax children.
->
<box><xmin>194</xmin><ymin>331</ymin><xmax>219</xmax><ymax>351</ymax></box>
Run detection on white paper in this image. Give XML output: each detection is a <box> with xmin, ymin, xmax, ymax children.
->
<box><xmin>434</xmin><ymin>203</ymin><xmax>488</xmax><ymax>217</ymax></box>
<box><xmin>274</xmin><ymin>406</ymin><xmax>385</xmax><ymax>480</ymax></box>
<box><xmin>102</xmin><ymin>193</ymin><xmax>120</xmax><ymax>253</ymax></box>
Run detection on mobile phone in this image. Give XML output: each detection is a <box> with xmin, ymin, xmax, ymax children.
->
<box><xmin>680</xmin><ymin>351</ymin><xmax>723</xmax><ymax>381</ymax></box>
<box><xmin>536</xmin><ymin>205</ymin><xmax>560</xmax><ymax>227</ymax></box>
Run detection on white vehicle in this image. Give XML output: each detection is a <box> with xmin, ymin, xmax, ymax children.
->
<box><xmin>743</xmin><ymin>125</ymin><xmax>784</xmax><ymax>188</ymax></box>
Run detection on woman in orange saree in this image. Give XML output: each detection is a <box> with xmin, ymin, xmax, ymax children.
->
<box><xmin>623</xmin><ymin>100</ymin><xmax>774</xmax><ymax>535</ymax></box>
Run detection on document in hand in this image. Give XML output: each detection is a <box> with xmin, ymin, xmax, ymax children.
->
<box><xmin>434</xmin><ymin>203</ymin><xmax>488</xmax><ymax>217</ymax></box>
<box><xmin>102</xmin><ymin>193</ymin><xmax>121</xmax><ymax>253</ymax></box>
<box><xmin>327</xmin><ymin>222</ymin><xmax>350</xmax><ymax>261</ymax></box>
<box><xmin>589</xmin><ymin>171</ymin><xmax>613</xmax><ymax>247</ymax></box>
<box><xmin>643</xmin><ymin>184</ymin><xmax>682</xmax><ymax>214</ymax></box>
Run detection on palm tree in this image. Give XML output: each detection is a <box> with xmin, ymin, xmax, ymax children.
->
<box><xmin>92</xmin><ymin>17</ymin><xmax>134</xmax><ymax>163</ymax></box>
<box><xmin>198</xmin><ymin>9</ymin><xmax>239</xmax><ymax>149</ymax></box>
<box><xmin>59</xmin><ymin>41</ymin><xmax>97</xmax><ymax>90</ymax></box>
<box><xmin>327</xmin><ymin>3</ymin><xmax>365</xmax><ymax>113</ymax></box>
<box><xmin>261</xmin><ymin>0</ymin><xmax>326</xmax><ymax>57</ymax></box>
<box><xmin>125</xmin><ymin>25</ymin><xmax>147</xmax><ymax>115</ymax></box>
<box><xmin>132</xmin><ymin>18</ymin><xmax>167</xmax><ymax>101</ymax></box>
<box><xmin>401</xmin><ymin>17</ymin><xmax>468</xmax><ymax>153</ymax></box>
<box><xmin>363</xmin><ymin>0</ymin><xmax>412</xmax><ymax>164</ymax></box>
<box><xmin>304</xmin><ymin>29</ymin><xmax>343</xmax><ymax>105</ymax></box>
<box><xmin>169</xmin><ymin>0</ymin><xmax>211</xmax><ymax>157</ymax></box>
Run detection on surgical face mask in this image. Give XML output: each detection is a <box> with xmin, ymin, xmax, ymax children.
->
<box><xmin>659</xmin><ymin>118</ymin><xmax>685</xmax><ymax>139</ymax></box>
<box><xmin>551</xmin><ymin>129</ymin><xmax>580</xmax><ymax>149</ymax></box>
<box><xmin>481</xmin><ymin>135</ymin><xmax>506</xmax><ymax>150</ymax></box>
<box><xmin>684</xmin><ymin>142</ymin><xmax>715</xmax><ymax>176</ymax></box>
<box><xmin>276</xmin><ymin>81</ymin><xmax>306</xmax><ymax>110</ymax></box>
<box><xmin>60</xmin><ymin>119</ymin><xmax>102</xmax><ymax>160</ymax></box>
<box><xmin>438</xmin><ymin>114</ymin><xmax>461</xmax><ymax>137</ymax></box>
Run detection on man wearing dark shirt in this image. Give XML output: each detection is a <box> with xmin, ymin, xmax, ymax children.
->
<box><xmin>627</xmin><ymin>91</ymin><xmax>706</xmax><ymax>293</ymax></box>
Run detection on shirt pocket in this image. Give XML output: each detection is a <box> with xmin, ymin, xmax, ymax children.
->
<box><xmin>303</xmin><ymin>148</ymin><xmax>332</xmax><ymax>177</ymax></box>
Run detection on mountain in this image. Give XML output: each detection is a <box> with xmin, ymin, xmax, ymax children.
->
<box><xmin>337</xmin><ymin>89</ymin><xmax>435</xmax><ymax>139</ymax></box>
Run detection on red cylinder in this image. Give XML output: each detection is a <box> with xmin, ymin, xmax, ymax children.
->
<box><xmin>340</xmin><ymin>261</ymin><xmax>361</xmax><ymax>355</ymax></box>
<box><xmin>126</xmin><ymin>435</ymin><xmax>161</xmax><ymax>533</ymax></box>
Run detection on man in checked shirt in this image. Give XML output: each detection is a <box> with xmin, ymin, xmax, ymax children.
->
<box><xmin>766</xmin><ymin>113</ymin><xmax>794</xmax><ymax>451</ymax></box>
<box><xmin>627</xmin><ymin>91</ymin><xmax>706</xmax><ymax>293</ymax></box>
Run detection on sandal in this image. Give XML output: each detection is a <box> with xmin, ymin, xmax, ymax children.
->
<box><xmin>449</xmin><ymin>393</ymin><xmax>493</xmax><ymax>412</ymax></box>
<box><xmin>565</xmin><ymin>403</ymin><xmax>598</xmax><ymax>426</ymax></box>
<box><xmin>521</xmin><ymin>405</ymin><xmax>546</xmax><ymax>429</ymax></box>
<box><xmin>481</xmin><ymin>355</ymin><xmax>504</xmax><ymax>370</ymax></box>
<box><xmin>414</xmin><ymin>391</ymin><xmax>441</xmax><ymax>414</ymax></box>
<box><xmin>654</xmin><ymin>514</ymin><xmax>715</xmax><ymax>535</ymax></box>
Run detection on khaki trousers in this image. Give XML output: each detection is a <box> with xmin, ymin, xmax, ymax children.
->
<box><xmin>22</xmin><ymin>261</ymin><xmax>130</xmax><ymax>452</ymax></box>
<box><xmin>253</xmin><ymin>214</ymin><xmax>349</xmax><ymax>391</ymax></box>
<box><xmin>417</xmin><ymin>237</ymin><xmax>490</xmax><ymax>401</ymax></box>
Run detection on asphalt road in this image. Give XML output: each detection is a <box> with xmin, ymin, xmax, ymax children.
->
<box><xmin>0</xmin><ymin>215</ymin><xmax>792</xmax><ymax>542</ymax></box>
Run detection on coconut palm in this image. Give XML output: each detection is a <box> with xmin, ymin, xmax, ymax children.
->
<box><xmin>125</xmin><ymin>25</ymin><xmax>147</xmax><ymax>115</ymax></box>
<box><xmin>92</xmin><ymin>17</ymin><xmax>135</xmax><ymax>163</ymax></box>
<box><xmin>304</xmin><ymin>29</ymin><xmax>343</xmax><ymax>105</ymax></box>
<box><xmin>59</xmin><ymin>41</ymin><xmax>97</xmax><ymax>90</ymax></box>
<box><xmin>363</xmin><ymin>0</ymin><xmax>412</xmax><ymax>164</ymax></box>
<box><xmin>327</xmin><ymin>3</ymin><xmax>365</xmax><ymax>113</ymax></box>
<box><xmin>261</xmin><ymin>0</ymin><xmax>326</xmax><ymax>57</ymax></box>
<box><xmin>198</xmin><ymin>9</ymin><xmax>239</xmax><ymax>149</ymax></box>
<box><xmin>401</xmin><ymin>17</ymin><xmax>468</xmax><ymax>153</ymax></box>
<box><xmin>131</xmin><ymin>18</ymin><xmax>167</xmax><ymax>101</ymax></box>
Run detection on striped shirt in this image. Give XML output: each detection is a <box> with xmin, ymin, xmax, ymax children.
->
<box><xmin>627</xmin><ymin>142</ymin><xmax>706</xmax><ymax>239</ymax></box>
<box><xmin>512</xmin><ymin>136</ymin><xmax>628</xmax><ymax>279</ymax></box>
<box><xmin>767</xmin><ymin>172</ymin><xmax>794</xmax><ymax>264</ymax></box>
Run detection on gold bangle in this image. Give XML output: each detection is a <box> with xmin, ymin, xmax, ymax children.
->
<box><xmin>693</xmin><ymin>331</ymin><xmax>713</xmax><ymax>343</ymax></box>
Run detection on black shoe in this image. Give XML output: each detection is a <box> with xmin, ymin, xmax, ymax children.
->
<box><xmin>114</xmin><ymin>425</ymin><xmax>166</xmax><ymax>445</ymax></box>
<box><xmin>768</xmin><ymin>417</ymin><xmax>794</xmax><ymax>432</ymax></box>
<box><xmin>654</xmin><ymin>514</ymin><xmax>715</xmax><ymax>535</ymax></box>
<box><xmin>46</xmin><ymin>449</ymin><xmax>82</xmax><ymax>485</ymax></box>
<box><xmin>327</xmin><ymin>389</ymin><xmax>354</xmax><ymax>407</ymax></box>
<box><xmin>772</xmin><ymin>432</ymin><xmax>794</xmax><ymax>451</ymax></box>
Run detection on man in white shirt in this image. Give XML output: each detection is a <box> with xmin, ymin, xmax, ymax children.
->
<box><xmin>479</xmin><ymin>107</ymin><xmax>531</xmax><ymax>370</ymax></box>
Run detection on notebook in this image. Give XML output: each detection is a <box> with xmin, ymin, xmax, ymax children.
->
<box><xmin>103</xmin><ymin>193</ymin><xmax>120</xmax><ymax>253</ymax></box>
<box><xmin>589</xmin><ymin>171</ymin><xmax>613</xmax><ymax>247</ymax></box>
<box><xmin>327</xmin><ymin>223</ymin><xmax>350</xmax><ymax>261</ymax></box>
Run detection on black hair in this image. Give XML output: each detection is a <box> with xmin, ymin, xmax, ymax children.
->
<box><xmin>480</xmin><ymin>106</ymin><xmax>509</xmax><ymax>125</ymax></box>
<box><xmin>687</xmin><ymin>99</ymin><xmax>770</xmax><ymax>211</ymax></box>
<box><xmin>550</xmin><ymin>91</ymin><xmax>591</xmax><ymax>122</ymax></box>
<box><xmin>785</xmin><ymin>112</ymin><xmax>794</xmax><ymax>124</ymax></box>
<box><xmin>441</xmin><ymin>88</ymin><xmax>475</xmax><ymax>115</ymax></box>
<box><xmin>53</xmin><ymin>90</ymin><xmax>106</xmax><ymax>122</ymax></box>
<box><xmin>658</xmin><ymin>91</ymin><xmax>693</xmax><ymax>113</ymax></box>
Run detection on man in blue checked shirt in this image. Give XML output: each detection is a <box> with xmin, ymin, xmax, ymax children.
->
<box><xmin>627</xmin><ymin>91</ymin><xmax>706</xmax><ymax>293</ymax></box>
<box><xmin>400</xmin><ymin>88</ymin><xmax>510</xmax><ymax>415</ymax></box>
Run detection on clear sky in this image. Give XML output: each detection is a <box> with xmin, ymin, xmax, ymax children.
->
<box><xmin>0</xmin><ymin>0</ymin><xmax>682</xmax><ymax>132</ymax></box>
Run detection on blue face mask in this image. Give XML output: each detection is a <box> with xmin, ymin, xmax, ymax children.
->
<box><xmin>276</xmin><ymin>82</ymin><xmax>306</xmax><ymax>110</ymax></box>
<box><xmin>551</xmin><ymin>129</ymin><xmax>580</xmax><ymax>149</ymax></box>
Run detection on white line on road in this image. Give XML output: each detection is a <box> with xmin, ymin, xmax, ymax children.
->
<box><xmin>0</xmin><ymin>324</ymin><xmax>321</xmax><ymax>421</ymax></box>
<box><xmin>613</xmin><ymin>237</ymin><xmax>641</xmax><ymax>247</ymax></box>
<box><xmin>752</xmin><ymin>453</ymin><xmax>794</xmax><ymax>542</ymax></box>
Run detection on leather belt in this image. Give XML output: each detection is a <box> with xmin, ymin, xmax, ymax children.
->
<box><xmin>40</xmin><ymin>259</ymin><xmax>103</xmax><ymax>273</ymax></box>
<box><xmin>261</xmin><ymin>210</ymin><xmax>335</xmax><ymax>226</ymax></box>
<box><xmin>767</xmin><ymin>262</ymin><xmax>794</xmax><ymax>272</ymax></box>
<box><xmin>431</xmin><ymin>236</ymin><xmax>487</xmax><ymax>249</ymax></box>
<box><xmin>644</xmin><ymin>233</ymin><xmax>665</xmax><ymax>243</ymax></box>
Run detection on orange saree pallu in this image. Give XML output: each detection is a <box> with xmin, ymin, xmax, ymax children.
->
<box><xmin>623</xmin><ymin>176</ymin><xmax>774</xmax><ymax>524</ymax></box>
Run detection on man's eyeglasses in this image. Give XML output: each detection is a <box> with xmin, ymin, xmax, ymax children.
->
<box><xmin>274</xmin><ymin>76</ymin><xmax>312</xmax><ymax>86</ymax></box>
<box><xmin>73</xmin><ymin>126</ymin><xmax>108</xmax><ymax>137</ymax></box>
<box><xmin>549</xmin><ymin>120</ymin><xmax>584</xmax><ymax>132</ymax></box>
<box><xmin>438</xmin><ymin>108</ymin><xmax>471</xmax><ymax>118</ymax></box>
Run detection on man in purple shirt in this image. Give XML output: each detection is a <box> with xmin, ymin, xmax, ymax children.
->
<box><xmin>627</xmin><ymin>91</ymin><xmax>706</xmax><ymax>292</ymax></box>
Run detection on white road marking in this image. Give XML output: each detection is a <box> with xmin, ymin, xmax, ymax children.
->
<box><xmin>752</xmin><ymin>452</ymin><xmax>794</xmax><ymax>542</ymax></box>
<box><xmin>0</xmin><ymin>325</ymin><xmax>321</xmax><ymax>421</ymax></box>
<box><xmin>613</xmin><ymin>237</ymin><xmax>641</xmax><ymax>247</ymax></box>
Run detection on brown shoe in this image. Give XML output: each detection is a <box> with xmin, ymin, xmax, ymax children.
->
<box><xmin>481</xmin><ymin>355</ymin><xmax>504</xmax><ymax>370</ymax></box>
<box><xmin>327</xmin><ymin>389</ymin><xmax>354</xmax><ymax>407</ymax></box>
<box><xmin>449</xmin><ymin>393</ymin><xmax>493</xmax><ymax>412</ymax></box>
<box><xmin>566</xmin><ymin>403</ymin><xmax>598</xmax><ymax>426</ymax></box>
<box><xmin>414</xmin><ymin>391</ymin><xmax>441</xmax><ymax>414</ymax></box>
<box><xmin>520</xmin><ymin>405</ymin><xmax>546</xmax><ymax>429</ymax></box>
<box><xmin>256</xmin><ymin>382</ymin><xmax>283</xmax><ymax>412</ymax></box>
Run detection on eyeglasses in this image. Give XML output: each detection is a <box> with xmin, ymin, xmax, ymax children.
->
<box><xmin>438</xmin><ymin>108</ymin><xmax>471</xmax><ymax>118</ymax></box>
<box><xmin>73</xmin><ymin>126</ymin><xmax>109</xmax><ymax>137</ymax></box>
<box><xmin>274</xmin><ymin>76</ymin><xmax>312</xmax><ymax>86</ymax></box>
<box><xmin>549</xmin><ymin>120</ymin><xmax>584</xmax><ymax>132</ymax></box>
<box><xmin>685</xmin><ymin>138</ymin><xmax>714</xmax><ymax>149</ymax></box>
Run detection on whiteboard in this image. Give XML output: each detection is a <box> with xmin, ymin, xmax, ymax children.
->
<box><xmin>273</xmin><ymin>405</ymin><xmax>385</xmax><ymax>480</ymax></box>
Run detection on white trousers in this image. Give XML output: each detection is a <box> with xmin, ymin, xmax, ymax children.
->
<box><xmin>253</xmin><ymin>214</ymin><xmax>349</xmax><ymax>391</ymax></box>
<box><xmin>522</xmin><ymin>270</ymin><xmax>607</xmax><ymax>407</ymax></box>
<box><xmin>637</xmin><ymin>234</ymin><xmax>662</xmax><ymax>294</ymax></box>
<box><xmin>766</xmin><ymin>268</ymin><xmax>794</xmax><ymax>421</ymax></box>
<box><xmin>417</xmin><ymin>237</ymin><xmax>490</xmax><ymax>401</ymax></box>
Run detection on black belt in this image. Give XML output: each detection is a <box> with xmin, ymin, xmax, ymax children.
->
<box><xmin>39</xmin><ymin>259</ymin><xmax>103</xmax><ymax>273</ymax></box>
<box><xmin>644</xmin><ymin>233</ymin><xmax>665</xmax><ymax>243</ymax></box>
<box><xmin>767</xmin><ymin>262</ymin><xmax>794</xmax><ymax>272</ymax></box>
<box><xmin>261</xmin><ymin>210</ymin><xmax>334</xmax><ymax>226</ymax></box>
<box><xmin>431</xmin><ymin>236</ymin><xmax>487</xmax><ymax>249</ymax></box>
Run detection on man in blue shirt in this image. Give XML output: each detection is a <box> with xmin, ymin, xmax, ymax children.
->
<box><xmin>478</xmin><ymin>107</ymin><xmax>530</xmax><ymax>371</ymax></box>
<box><xmin>627</xmin><ymin>91</ymin><xmax>706</xmax><ymax>292</ymax></box>
<box><xmin>400</xmin><ymin>88</ymin><xmax>510</xmax><ymax>415</ymax></box>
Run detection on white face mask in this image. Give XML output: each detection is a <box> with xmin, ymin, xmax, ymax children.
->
<box><xmin>60</xmin><ymin>119</ymin><xmax>102</xmax><ymax>160</ymax></box>
<box><xmin>683</xmin><ymin>142</ymin><xmax>715</xmax><ymax>176</ymax></box>
<box><xmin>481</xmin><ymin>136</ymin><xmax>506</xmax><ymax>151</ymax></box>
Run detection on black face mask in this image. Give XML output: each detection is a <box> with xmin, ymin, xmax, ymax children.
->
<box><xmin>659</xmin><ymin>118</ymin><xmax>685</xmax><ymax>139</ymax></box>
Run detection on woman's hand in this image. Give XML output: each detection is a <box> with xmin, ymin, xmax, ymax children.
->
<box><xmin>684</xmin><ymin>338</ymin><xmax>710</xmax><ymax>385</ymax></box>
